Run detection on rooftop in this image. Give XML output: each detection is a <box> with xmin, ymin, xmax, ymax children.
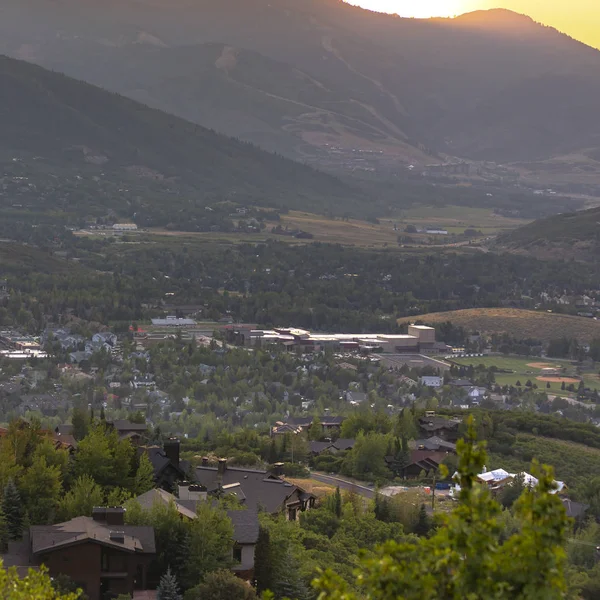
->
<box><xmin>194</xmin><ymin>465</ymin><xmax>313</xmax><ymax>514</ymax></box>
<box><xmin>30</xmin><ymin>517</ymin><xmax>155</xmax><ymax>555</ymax></box>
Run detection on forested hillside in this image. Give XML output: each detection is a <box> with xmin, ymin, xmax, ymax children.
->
<box><xmin>0</xmin><ymin>54</ymin><xmax>367</xmax><ymax>227</ymax></box>
<box><xmin>496</xmin><ymin>206</ymin><xmax>600</xmax><ymax>261</ymax></box>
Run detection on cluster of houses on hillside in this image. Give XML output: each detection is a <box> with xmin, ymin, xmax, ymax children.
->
<box><xmin>42</xmin><ymin>328</ymin><xmax>119</xmax><ymax>364</ymax></box>
<box><xmin>2</xmin><ymin>419</ymin><xmax>316</xmax><ymax>600</ymax></box>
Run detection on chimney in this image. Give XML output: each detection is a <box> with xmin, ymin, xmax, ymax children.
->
<box><xmin>217</xmin><ymin>458</ymin><xmax>227</xmax><ymax>483</ymax></box>
<box><xmin>92</xmin><ymin>507</ymin><xmax>125</xmax><ymax>526</ymax></box>
<box><xmin>201</xmin><ymin>456</ymin><xmax>209</xmax><ymax>467</ymax></box>
<box><xmin>187</xmin><ymin>484</ymin><xmax>207</xmax><ymax>502</ymax></box>
<box><xmin>273</xmin><ymin>462</ymin><xmax>284</xmax><ymax>477</ymax></box>
<box><xmin>164</xmin><ymin>437</ymin><xmax>181</xmax><ymax>468</ymax></box>
<box><xmin>178</xmin><ymin>481</ymin><xmax>190</xmax><ymax>499</ymax></box>
<box><xmin>92</xmin><ymin>507</ymin><xmax>107</xmax><ymax>522</ymax></box>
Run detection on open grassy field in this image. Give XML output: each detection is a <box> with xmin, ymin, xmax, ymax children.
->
<box><xmin>449</xmin><ymin>355</ymin><xmax>598</xmax><ymax>393</ymax></box>
<box><xmin>398</xmin><ymin>205</ymin><xmax>529</xmax><ymax>235</ymax></box>
<box><xmin>398</xmin><ymin>308</ymin><xmax>600</xmax><ymax>344</ymax></box>
<box><xmin>74</xmin><ymin>205</ymin><xmax>527</xmax><ymax>249</ymax></box>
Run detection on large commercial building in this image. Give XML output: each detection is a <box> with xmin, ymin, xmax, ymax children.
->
<box><xmin>226</xmin><ymin>325</ymin><xmax>439</xmax><ymax>354</ymax></box>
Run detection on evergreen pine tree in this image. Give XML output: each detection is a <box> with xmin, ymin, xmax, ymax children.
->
<box><xmin>2</xmin><ymin>479</ymin><xmax>23</xmax><ymax>541</ymax></box>
<box><xmin>374</xmin><ymin>492</ymin><xmax>391</xmax><ymax>523</ymax></box>
<box><xmin>0</xmin><ymin>505</ymin><xmax>8</xmax><ymax>552</ymax></box>
<box><xmin>414</xmin><ymin>504</ymin><xmax>431</xmax><ymax>537</ymax></box>
<box><xmin>333</xmin><ymin>486</ymin><xmax>342</xmax><ymax>518</ymax></box>
<box><xmin>254</xmin><ymin>526</ymin><xmax>273</xmax><ymax>593</ymax></box>
<box><xmin>157</xmin><ymin>567</ymin><xmax>182</xmax><ymax>600</ymax></box>
<box><xmin>268</xmin><ymin>439</ymin><xmax>278</xmax><ymax>464</ymax></box>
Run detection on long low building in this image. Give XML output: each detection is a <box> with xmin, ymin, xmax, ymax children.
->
<box><xmin>151</xmin><ymin>316</ymin><xmax>197</xmax><ymax>327</ymax></box>
<box><xmin>227</xmin><ymin>324</ymin><xmax>439</xmax><ymax>354</ymax></box>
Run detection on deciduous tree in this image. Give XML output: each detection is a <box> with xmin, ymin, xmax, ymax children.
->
<box><xmin>0</xmin><ymin>561</ymin><xmax>79</xmax><ymax>599</ymax></box>
<box><xmin>57</xmin><ymin>475</ymin><xmax>104</xmax><ymax>521</ymax></box>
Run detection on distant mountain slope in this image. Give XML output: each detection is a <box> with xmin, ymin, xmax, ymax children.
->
<box><xmin>0</xmin><ymin>53</ymin><xmax>368</xmax><ymax>228</ymax></box>
<box><xmin>398</xmin><ymin>308</ymin><xmax>600</xmax><ymax>343</ymax></box>
<box><xmin>495</xmin><ymin>206</ymin><xmax>600</xmax><ymax>261</ymax></box>
<box><xmin>2</xmin><ymin>0</ymin><xmax>600</xmax><ymax>164</ymax></box>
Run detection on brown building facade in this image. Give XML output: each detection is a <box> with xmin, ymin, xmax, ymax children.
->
<box><xmin>29</xmin><ymin>508</ymin><xmax>155</xmax><ymax>600</ymax></box>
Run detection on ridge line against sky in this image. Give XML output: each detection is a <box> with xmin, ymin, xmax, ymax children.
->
<box><xmin>344</xmin><ymin>1</ymin><xmax>600</xmax><ymax>50</ymax></box>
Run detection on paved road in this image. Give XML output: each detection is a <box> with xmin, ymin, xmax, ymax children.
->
<box><xmin>311</xmin><ymin>472</ymin><xmax>376</xmax><ymax>499</ymax></box>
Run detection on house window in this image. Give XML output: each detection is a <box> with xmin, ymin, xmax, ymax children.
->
<box><xmin>288</xmin><ymin>507</ymin><xmax>297</xmax><ymax>521</ymax></box>
<box><xmin>101</xmin><ymin>549</ymin><xmax>110</xmax><ymax>572</ymax></box>
<box><xmin>233</xmin><ymin>546</ymin><xmax>242</xmax><ymax>564</ymax></box>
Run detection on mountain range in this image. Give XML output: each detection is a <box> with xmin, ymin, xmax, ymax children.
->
<box><xmin>2</xmin><ymin>0</ymin><xmax>600</xmax><ymax>169</ymax></box>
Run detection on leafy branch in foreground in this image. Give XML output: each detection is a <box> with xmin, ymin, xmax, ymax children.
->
<box><xmin>314</xmin><ymin>417</ymin><xmax>570</xmax><ymax>600</ymax></box>
<box><xmin>0</xmin><ymin>560</ymin><xmax>80</xmax><ymax>599</ymax></box>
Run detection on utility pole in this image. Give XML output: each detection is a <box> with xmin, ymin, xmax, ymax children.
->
<box><xmin>431</xmin><ymin>473</ymin><xmax>436</xmax><ymax>511</ymax></box>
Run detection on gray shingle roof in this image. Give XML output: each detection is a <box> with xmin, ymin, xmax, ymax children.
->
<box><xmin>30</xmin><ymin>517</ymin><xmax>155</xmax><ymax>555</ymax></box>
<box><xmin>108</xmin><ymin>419</ymin><xmax>148</xmax><ymax>432</ymax></box>
<box><xmin>333</xmin><ymin>438</ymin><xmax>355</xmax><ymax>451</ymax></box>
<box><xmin>194</xmin><ymin>466</ymin><xmax>312</xmax><ymax>514</ymax></box>
<box><xmin>227</xmin><ymin>510</ymin><xmax>260</xmax><ymax>545</ymax></box>
<box><xmin>134</xmin><ymin>489</ymin><xmax>258</xmax><ymax>545</ymax></box>
<box><xmin>413</xmin><ymin>436</ymin><xmax>457</xmax><ymax>452</ymax></box>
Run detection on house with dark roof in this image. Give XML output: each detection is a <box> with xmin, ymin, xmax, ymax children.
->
<box><xmin>194</xmin><ymin>460</ymin><xmax>315</xmax><ymax>521</ymax></box>
<box><xmin>272</xmin><ymin>416</ymin><xmax>345</xmax><ymax>436</ymax></box>
<box><xmin>138</xmin><ymin>438</ymin><xmax>189</xmax><ymax>492</ymax></box>
<box><xmin>386</xmin><ymin>449</ymin><xmax>446</xmax><ymax>479</ymax></box>
<box><xmin>135</xmin><ymin>487</ymin><xmax>259</xmax><ymax>580</ymax></box>
<box><xmin>107</xmin><ymin>419</ymin><xmax>148</xmax><ymax>444</ymax></box>
<box><xmin>28</xmin><ymin>507</ymin><xmax>155</xmax><ymax>600</ymax></box>
<box><xmin>0</xmin><ymin>420</ymin><xmax>77</xmax><ymax>452</ymax></box>
<box><xmin>309</xmin><ymin>438</ymin><xmax>356</xmax><ymax>455</ymax></box>
<box><xmin>561</xmin><ymin>498</ymin><xmax>589</xmax><ymax>522</ymax></box>
<box><xmin>449</xmin><ymin>379</ymin><xmax>474</xmax><ymax>388</ymax></box>
<box><xmin>418</xmin><ymin>415</ymin><xmax>462</xmax><ymax>442</ymax></box>
<box><xmin>412</xmin><ymin>436</ymin><xmax>457</xmax><ymax>453</ymax></box>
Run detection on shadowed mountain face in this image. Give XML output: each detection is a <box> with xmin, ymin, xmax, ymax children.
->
<box><xmin>2</xmin><ymin>0</ymin><xmax>600</xmax><ymax>165</ymax></box>
<box><xmin>0</xmin><ymin>53</ymin><xmax>368</xmax><ymax>227</ymax></box>
<box><xmin>496</xmin><ymin>206</ymin><xmax>600</xmax><ymax>262</ymax></box>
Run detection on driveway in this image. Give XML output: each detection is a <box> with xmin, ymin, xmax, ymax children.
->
<box><xmin>311</xmin><ymin>472</ymin><xmax>375</xmax><ymax>499</ymax></box>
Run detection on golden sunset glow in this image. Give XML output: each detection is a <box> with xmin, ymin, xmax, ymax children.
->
<box><xmin>346</xmin><ymin>1</ymin><xmax>600</xmax><ymax>50</ymax></box>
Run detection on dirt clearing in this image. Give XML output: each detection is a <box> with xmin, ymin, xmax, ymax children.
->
<box><xmin>536</xmin><ymin>376</ymin><xmax>580</xmax><ymax>384</ymax></box>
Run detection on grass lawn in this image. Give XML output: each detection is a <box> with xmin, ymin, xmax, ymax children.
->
<box><xmin>286</xmin><ymin>477</ymin><xmax>335</xmax><ymax>499</ymax></box>
<box><xmin>449</xmin><ymin>355</ymin><xmax>598</xmax><ymax>393</ymax></box>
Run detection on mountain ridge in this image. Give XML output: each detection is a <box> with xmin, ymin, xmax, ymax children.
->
<box><xmin>0</xmin><ymin>52</ymin><xmax>373</xmax><ymax>229</ymax></box>
<box><xmin>495</xmin><ymin>206</ymin><xmax>600</xmax><ymax>262</ymax></box>
<box><xmin>3</xmin><ymin>0</ymin><xmax>600</xmax><ymax>168</ymax></box>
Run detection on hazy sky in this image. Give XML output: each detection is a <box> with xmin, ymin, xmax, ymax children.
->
<box><xmin>347</xmin><ymin>1</ymin><xmax>600</xmax><ymax>50</ymax></box>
